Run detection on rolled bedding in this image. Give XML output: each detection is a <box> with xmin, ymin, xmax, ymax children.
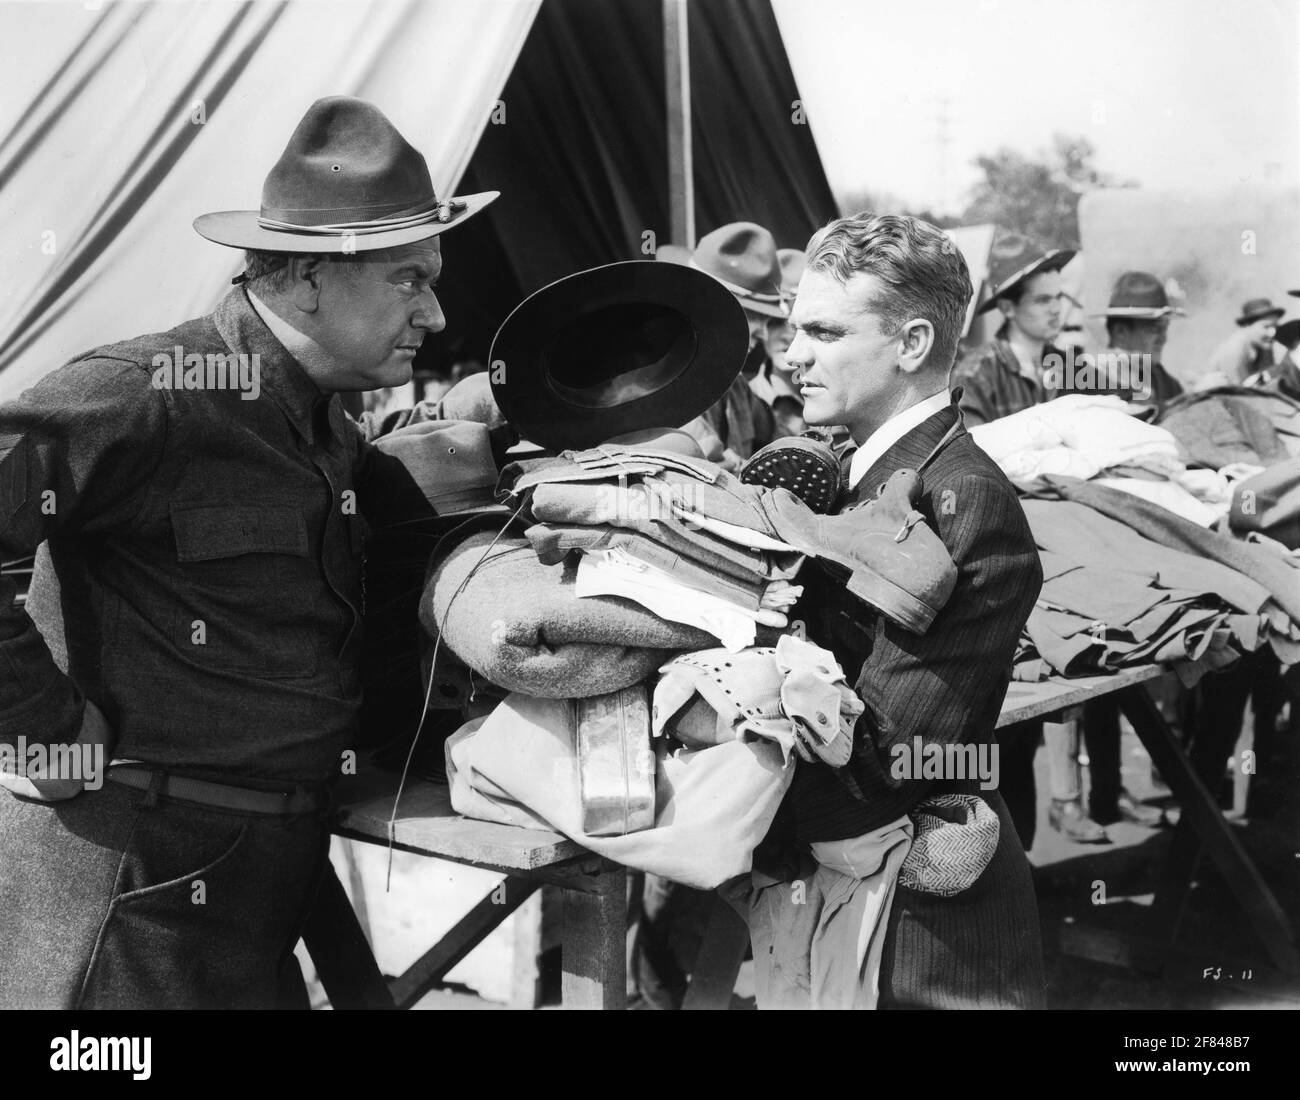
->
<box><xmin>422</xmin><ymin>531</ymin><xmax>717</xmax><ymax>698</ymax></box>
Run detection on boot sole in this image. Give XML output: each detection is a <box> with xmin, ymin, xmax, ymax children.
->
<box><xmin>847</xmin><ymin>567</ymin><xmax>940</xmax><ymax>635</ymax></box>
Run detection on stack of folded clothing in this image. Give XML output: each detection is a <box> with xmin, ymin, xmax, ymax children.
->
<box><xmin>1011</xmin><ymin>481</ymin><xmax>1300</xmax><ymax>683</ymax></box>
<box><xmin>970</xmin><ymin>395</ymin><xmax>1239</xmax><ymax>526</ymax></box>
<box><xmin>501</xmin><ymin>445</ymin><xmax>806</xmax><ymax>650</ymax></box>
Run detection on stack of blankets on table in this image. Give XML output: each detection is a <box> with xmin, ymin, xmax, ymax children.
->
<box><xmin>964</xmin><ymin>393</ymin><xmax>1300</xmax><ymax>683</ymax></box>
<box><xmin>422</xmin><ymin>444</ymin><xmax>813</xmax><ymax>699</ymax></box>
<box><xmin>1010</xmin><ymin>476</ymin><xmax>1300</xmax><ymax>683</ymax></box>
<box><xmin>418</xmin><ymin>444</ymin><xmax>869</xmax><ymax>888</ymax></box>
<box><xmin>970</xmin><ymin>394</ymin><xmax>1240</xmax><ymax>527</ymax></box>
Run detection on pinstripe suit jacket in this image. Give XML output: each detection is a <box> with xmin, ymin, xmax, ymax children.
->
<box><xmin>790</xmin><ymin>399</ymin><xmax>1043</xmax><ymax>837</ymax></box>
<box><xmin>782</xmin><ymin>397</ymin><xmax>1048</xmax><ymax>1007</ymax></box>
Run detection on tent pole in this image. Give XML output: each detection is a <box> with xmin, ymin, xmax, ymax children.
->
<box><xmin>663</xmin><ymin>0</ymin><xmax>695</xmax><ymax>249</ymax></box>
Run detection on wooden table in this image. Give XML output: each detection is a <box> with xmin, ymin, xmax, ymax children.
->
<box><xmin>305</xmin><ymin>663</ymin><xmax>1298</xmax><ymax>1010</ymax></box>
<box><xmin>303</xmin><ymin>774</ymin><xmax>627</xmax><ymax>1010</ymax></box>
<box><xmin>998</xmin><ymin>665</ymin><xmax>1299</xmax><ymax>977</ymax></box>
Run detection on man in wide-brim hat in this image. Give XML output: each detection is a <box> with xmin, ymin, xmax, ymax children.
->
<box><xmin>953</xmin><ymin>232</ymin><xmax>1114</xmax><ymax>846</ymax></box>
<box><xmin>748</xmin><ymin>247</ymin><xmax>809</xmax><ymax>438</ymax></box>
<box><xmin>1247</xmin><ymin>313</ymin><xmax>1300</xmax><ymax>402</ymax></box>
<box><xmin>1202</xmin><ymin>296</ymin><xmax>1285</xmax><ymax>388</ymax></box>
<box><xmin>0</xmin><ymin>96</ymin><xmax>502</xmax><ymax>1009</ymax></box>
<box><xmin>1088</xmin><ymin>270</ymin><xmax>1187</xmax><ymax>415</ymax></box>
<box><xmin>674</xmin><ymin>221</ymin><xmax>788</xmax><ymax>469</ymax></box>
<box><xmin>951</xmin><ymin>231</ymin><xmax>1076</xmax><ymax>429</ymax></box>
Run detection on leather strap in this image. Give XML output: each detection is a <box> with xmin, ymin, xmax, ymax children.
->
<box><xmin>916</xmin><ymin>392</ymin><xmax>967</xmax><ymax>477</ymax></box>
<box><xmin>106</xmin><ymin>765</ymin><xmax>325</xmax><ymax>816</ymax></box>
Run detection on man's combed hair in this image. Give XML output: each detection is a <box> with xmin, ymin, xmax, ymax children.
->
<box><xmin>240</xmin><ymin>249</ymin><xmax>365</xmax><ymax>293</ymax></box>
<box><xmin>805</xmin><ymin>213</ymin><xmax>973</xmax><ymax>373</ymax></box>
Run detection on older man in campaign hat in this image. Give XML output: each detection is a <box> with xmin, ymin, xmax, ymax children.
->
<box><xmin>0</xmin><ymin>97</ymin><xmax>499</xmax><ymax>1008</ymax></box>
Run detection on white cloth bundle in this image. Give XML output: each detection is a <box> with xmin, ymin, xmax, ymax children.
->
<box><xmin>970</xmin><ymin>395</ymin><xmax>1182</xmax><ymax>481</ymax></box>
<box><xmin>446</xmin><ymin>692</ymin><xmax>794</xmax><ymax>889</ymax></box>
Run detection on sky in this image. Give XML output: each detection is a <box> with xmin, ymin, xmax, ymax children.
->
<box><xmin>772</xmin><ymin>0</ymin><xmax>1300</xmax><ymax>213</ymax></box>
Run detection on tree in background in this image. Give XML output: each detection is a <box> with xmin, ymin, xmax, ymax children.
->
<box><xmin>962</xmin><ymin>134</ymin><xmax>1137</xmax><ymax>248</ymax></box>
<box><xmin>836</xmin><ymin>134</ymin><xmax>1135</xmax><ymax>247</ymax></box>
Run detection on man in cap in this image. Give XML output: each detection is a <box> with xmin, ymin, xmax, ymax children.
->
<box><xmin>0</xmin><ymin>97</ymin><xmax>499</xmax><ymax>1008</ymax></box>
<box><xmin>738</xmin><ymin>213</ymin><xmax>1045</xmax><ymax>1008</ymax></box>
<box><xmin>1201</xmin><ymin>297</ymin><xmax>1284</xmax><ymax>389</ymax></box>
<box><xmin>951</xmin><ymin>232</ymin><xmax>1076</xmax><ymax>426</ymax></box>
<box><xmin>1089</xmin><ymin>271</ymin><xmax>1185</xmax><ymax>416</ymax></box>
<box><xmin>677</xmin><ymin>222</ymin><xmax>785</xmax><ymax>469</ymax></box>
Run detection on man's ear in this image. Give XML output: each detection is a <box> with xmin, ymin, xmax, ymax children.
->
<box><xmin>285</xmin><ymin>256</ymin><xmax>327</xmax><ymax>313</ymax></box>
<box><xmin>897</xmin><ymin>318</ymin><xmax>936</xmax><ymax>375</ymax></box>
<box><xmin>996</xmin><ymin>297</ymin><xmax>1015</xmax><ymax>321</ymax></box>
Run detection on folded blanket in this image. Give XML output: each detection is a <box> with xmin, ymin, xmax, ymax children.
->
<box><xmin>423</xmin><ymin>531</ymin><xmax>715</xmax><ymax>698</ymax></box>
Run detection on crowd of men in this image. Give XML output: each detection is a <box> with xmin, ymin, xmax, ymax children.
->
<box><xmin>2</xmin><ymin>93</ymin><xmax>1293</xmax><ymax>1011</ymax></box>
<box><xmin>675</xmin><ymin>219</ymin><xmax>1297</xmax><ymax>852</ymax></box>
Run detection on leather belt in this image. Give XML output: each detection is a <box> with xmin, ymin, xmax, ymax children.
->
<box><xmin>106</xmin><ymin>765</ymin><xmax>326</xmax><ymax>816</ymax></box>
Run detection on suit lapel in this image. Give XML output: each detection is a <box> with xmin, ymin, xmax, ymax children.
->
<box><xmin>840</xmin><ymin>403</ymin><xmax>964</xmax><ymax>508</ymax></box>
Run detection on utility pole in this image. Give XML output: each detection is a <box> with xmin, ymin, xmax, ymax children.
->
<box><xmin>664</xmin><ymin>0</ymin><xmax>695</xmax><ymax>249</ymax></box>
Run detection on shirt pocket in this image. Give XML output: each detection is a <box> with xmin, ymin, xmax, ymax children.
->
<box><xmin>169</xmin><ymin>504</ymin><xmax>319</xmax><ymax>678</ymax></box>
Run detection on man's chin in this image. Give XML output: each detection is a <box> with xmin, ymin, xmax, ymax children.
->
<box><xmin>373</xmin><ymin>359</ymin><xmax>414</xmax><ymax>389</ymax></box>
<box><xmin>800</xmin><ymin>396</ymin><xmax>834</xmax><ymax>427</ymax></box>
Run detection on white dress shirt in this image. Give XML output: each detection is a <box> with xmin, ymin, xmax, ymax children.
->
<box><xmin>847</xmin><ymin>390</ymin><xmax>951</xmax><ymax>490</ymax></box>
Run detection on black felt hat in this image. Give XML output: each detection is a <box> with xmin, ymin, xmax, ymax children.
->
<box><xmin>489</xmin><ymin>261</ymin><xmax>749</xmax><ymax>451</ymax></box>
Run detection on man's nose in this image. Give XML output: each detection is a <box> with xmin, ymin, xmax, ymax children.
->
<box><xmin>785</xmin><ymin>332</ymin><xmax>813</xmax><ymax>379</ymax></box>
<box><xmin>413</xmin><ymin>291</ymin><xmax>446</xmax><ymax>334</ymax></box>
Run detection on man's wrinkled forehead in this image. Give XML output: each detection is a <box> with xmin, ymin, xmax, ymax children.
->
<box><xmin>357</xmin><ymin>239</ymin><xmax>442</xmax><ymax>276</ymax></box>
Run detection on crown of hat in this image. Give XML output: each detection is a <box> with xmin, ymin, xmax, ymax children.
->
<box><xmin>1109</xmin><ymin>271</ymin><xmax>1170</xmax><ymax>311</ymax></box>
<box><xmin>692</xmin><ymin>222</ymin><xmax>783</xmax><ymax>299</ymax></box>
<box><xmin>260</xmin><ymin>97</ymin><xmax>436</xmax><ymax>226</ymax></box>
<box><xmin>777</xmin><ymin>248</ymin><xmax>806</xmax><ymax>296</ymax></box>
<box><xmin>1238</xmin><ymin>297</ymin><xmax>1283</xmax><ymax>325</ymax></box>
<box><xmin>987</xmin><ymin>231</ymin><xmax>1058</xmax><ymax>288</ymax></box>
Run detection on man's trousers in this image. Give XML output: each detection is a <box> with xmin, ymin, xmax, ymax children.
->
<box><xmin>0</xmin><ymin>779</ymin><xmax>330</xmax><ymax>1009</ymax></box>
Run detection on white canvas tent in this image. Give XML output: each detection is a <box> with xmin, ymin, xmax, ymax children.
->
<box><xmin>0</xmin><ymin>0</ymin><xmax>540</xmax><ymax>401</ymax></box>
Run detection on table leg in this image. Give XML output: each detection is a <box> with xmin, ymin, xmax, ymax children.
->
<box><xmin>1118</xmin><ymin>685</ymin><xmax>1300</xmax><ymax>975</ymax></box>
<box><xmin>561</xmin><ymin>863</ymin><xmax>627</xmax><ymax>1009</ymax></box>
<box><xmin>301</xmin><ymin>862</ymin><xmax>396</xmax><ymax>1010</ymax></box>
<box><xmin>681</xmin><ymin>892</ymin><xmax>749</xmax><ymax>1010</ymax></box>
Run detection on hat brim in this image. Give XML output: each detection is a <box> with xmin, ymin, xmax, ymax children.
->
<box><xmin>193</xmin><ymin>190</ymin><xmax>499</xmax><ymax>252</ymax></box>
<box><xmin>489</xmin><ymin>261</ymin><xmax>750</xmax><ymax>452</ymax></box>
<box><xmin>1236</xmin><ymin>308</ymin><xmax>1285</xmax><ymax>326</ymax></box>
<box><xmin>738</xmin><ymin>295</ymin><xmax>790</xmax><ymax>320</ymax></box>
<box><xmin>1089</xmin><ymin>305</ymin><xmax>1186</xmax><ymax>320</ymax></box>
<box><xmin>976</xmin><ymin>249</ymin><xmax>1077</xmax><ymax>314</ymax></box>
